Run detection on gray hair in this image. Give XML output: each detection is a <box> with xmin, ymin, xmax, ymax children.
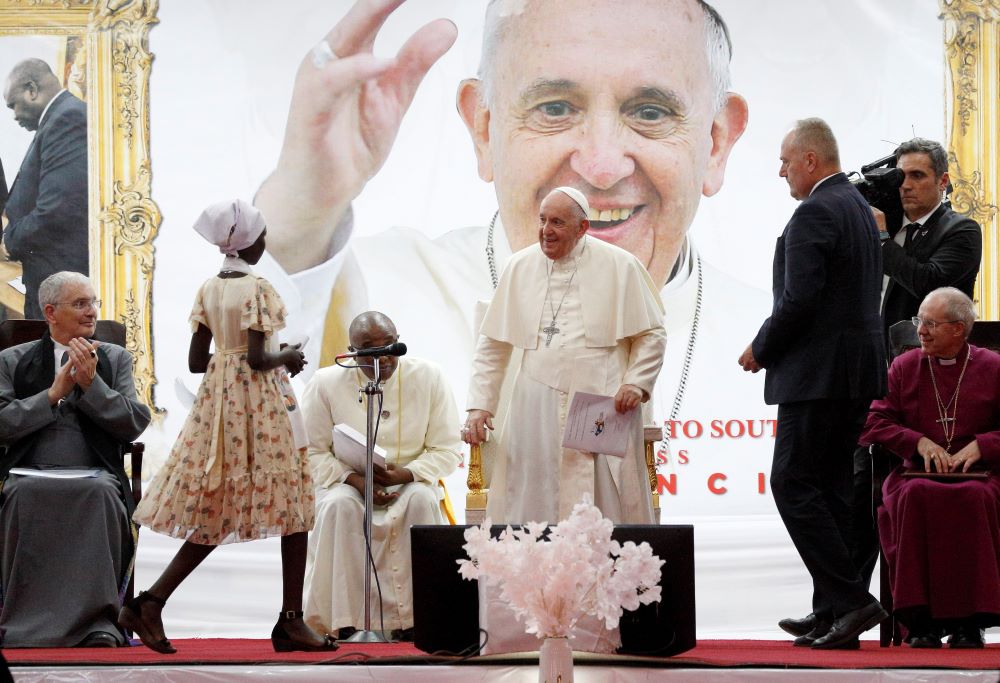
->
<box><xmin>38</xmin><ymin>271</ymin><xmax>91</xmax><ymax>310</ymax></box>
<box><xmin>789</xmin><ymin>117</ymin><xmax>841</xmax><ymax>167</ymax></box>
<box><xmin>896</xmin><ymin>137</ymin><xmax>948</xmax><ymax>178</ymax></box>
<box><xmin>5</xmin><ymin>58</ymin><xmax>58</xmax><ymax>92</ymax></box>
<box><xmin>925</xmin><ymin>286</ymin><xmax>977</xmax><ymax>336</ymax></box>
<box><xmin>477</xmin><ymin>0</ymin><xmax>732</xmax><ymax>111</ymax></box>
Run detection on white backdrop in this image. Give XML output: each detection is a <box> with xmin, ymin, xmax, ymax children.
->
<box><xmin>137</xmin><ymin>0</ymin><xmax>949</xmax><ymax>641</ymax></box>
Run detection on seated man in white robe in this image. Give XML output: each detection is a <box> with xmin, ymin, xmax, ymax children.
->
<box><xmin>0</xmin><ymin>272</ymin><xmax>151</xmax><ymax>648</ymax></box>
<box><xmin>463</xmin><ymin>188</ymin><xmax>666</xmax><ymax>524</ymax></box>
<box><xmin>302</xmin><ymin>311</ymin><xmax>461</xmax><ymax>640</ymax></box>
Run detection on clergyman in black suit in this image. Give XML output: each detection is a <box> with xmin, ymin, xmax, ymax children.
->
<box><xmin>878</xmin><ymin>137</ymin><xmax>981</xmax><ymax>338</ymax></box>
<box><xmin>1</xmin><ymin>58</ymin><xmax>89</xmax><ymax>319</ymax></box>
<box><xmin>739</xmin><ymin>118</ymin><xmax>888</xmax><ymax>650</ymax></box>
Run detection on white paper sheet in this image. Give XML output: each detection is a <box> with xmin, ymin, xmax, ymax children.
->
<box><xmin>332</xmin><ymin>422</ymin><xmax>387</xmax><ymax>473</ymax></box>
<box><xmin>561</xmin><ymin>392</ymin><xmax>630</xmax><ymax>457</ymax></box>
<box><xmin>9</xmin><ymin>467</ymin><xmax>102</xmax><ymax>479</ymax></box>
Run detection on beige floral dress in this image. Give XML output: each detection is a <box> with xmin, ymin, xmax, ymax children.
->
<box><xmin>133</xmin><ymin>274</ymin><xmax>315</xmax><ymax>544</ymax></box>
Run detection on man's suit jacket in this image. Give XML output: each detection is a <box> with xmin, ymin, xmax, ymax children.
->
<box><xmin>752</xmin><ymin>173</ymin><xmax>887</xmax><ymax>405</ymax></box>
<box><xmin>3</xmin><ymin>91</ymin><xmax>89</xmax><ymax>318</ymax></box>
<box><xmin>880</xmin><ymin>203</ymin><xmax>981</xmax><ymax>336</ymax></box>
<box><xmin>0</xmin><ymin>334</ymin><xmax>150</xmax><ymax>515</ymax></box>
<box><xmin>0</xmin><ymin>156</ymin><xmax>8</xmax><ymax>217</ymax></box>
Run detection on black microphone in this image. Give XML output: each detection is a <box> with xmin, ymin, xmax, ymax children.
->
<box><xmin>335</xmin><ymin>342</ymin><xmax>407</xmax><ymax>360</ymax></box>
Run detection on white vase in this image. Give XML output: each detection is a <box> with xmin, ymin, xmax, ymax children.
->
<box><xmin>539</xmin><ymin>636</ymin><xmax>574</xmax><ymax>683</ymax></box>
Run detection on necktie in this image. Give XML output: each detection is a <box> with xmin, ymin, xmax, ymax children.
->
<box><xmin>904</xmin><ymin>222</ymin><xmax>922</xmax><ymax>249</ymax></box>
<box><xmin>59</xmin><ymin>351</ymin><xmax>68</xmax><ymax>367</ymax></box>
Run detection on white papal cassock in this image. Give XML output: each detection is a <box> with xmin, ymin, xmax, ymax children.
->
<box><xmin>301</xmin><ymin>356</ymin><xmax>461</xmax><ymax>634</ymax></box>
<box><xmin>468</xmin><ymin>237</ymin><xmax>666</xmax><ymax>524</ymax></box>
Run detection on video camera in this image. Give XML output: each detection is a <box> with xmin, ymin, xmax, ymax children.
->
<box><xmin>849</xmin><ymin>153</ymin><xmax>904</xmax><ymax>216</ymax></box>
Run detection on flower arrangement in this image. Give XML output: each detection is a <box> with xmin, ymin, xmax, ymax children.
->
<box><xmin>457</xmin><ymin>498</ymin><xmax>665</xmax><ymax>639</ymax></box>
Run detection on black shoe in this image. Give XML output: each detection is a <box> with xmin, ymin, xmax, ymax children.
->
<box><xmin>76</xmin><ymin>631</ymin><xmax>119</xmax><ymax>648</ymax></box>
<box><xmin>391</xmin><ymin>627</ymin><xmax>415</xmax><ymax>642</ymax></box>
<box><xmin>793</xmin><ymin>618</ymin><xmax>832</xmax><ymax>646</ymax></box>
<box><xmin>907</xmin><ymin>634</ymin><xmax>942</xmax><ymax>649</ymax></box>
<box><xmin>811</xmin><ymin>601</ymin><xmax>887</xmax><ymax>650</ymax></box>
<box><xmin>118</xmin><ymin>591</ymin><xmax>176</xmax><ymax>654</ymax></box>
<box><xmin>948</xmin><ymin>625</ymin><xmax>985</xmax><ymax>649</ymax></box>
<box><xmin>337</xmin><ymin>626</ymin><xmax>358</xmax><ymax>640</ymax></box>
<box><xmin>779</xmin><ymin>613</ymin><xmax>820</xmax><ymax>638</ymax></box>
<box><xmin>271</xmin><ymin>611</ymin><xmax>338</xmax><ymax>652</ymax></box>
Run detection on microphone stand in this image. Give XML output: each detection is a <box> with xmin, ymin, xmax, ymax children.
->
<box><xmin>344</xmin><ymin>355</ymin><xmax>389</xmax><ymax>643</ymax></box>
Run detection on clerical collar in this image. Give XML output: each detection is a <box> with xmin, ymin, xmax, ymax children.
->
<box><xmin>935</xmin><ymin>343</ymin><xmax>970</xmax><ymax>365</ymax></box>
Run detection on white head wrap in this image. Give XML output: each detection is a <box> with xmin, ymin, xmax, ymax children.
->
<box><xmin>193</xmin><ymin>199</ymin><xmax>266</xmax><ymax>256</ymax></box>
<box><xmin>551</xmin><ymin>186</ymin><xmax>590</xmax><ymax>219</ymax></box>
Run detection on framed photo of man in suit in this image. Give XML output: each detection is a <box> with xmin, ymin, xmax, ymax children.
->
<box><xmin>0</xmin><ymin>2</ymin><xmax>160</xmax><ymax>410</ymax></box>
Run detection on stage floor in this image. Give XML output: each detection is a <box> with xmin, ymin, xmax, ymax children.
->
<box><xmin>5</xmin><ymin>639</ymin><xmax>999</xmax><ymax>682</ymax></box>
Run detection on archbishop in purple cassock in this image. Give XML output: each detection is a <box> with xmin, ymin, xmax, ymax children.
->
<box><xmin>861</xmin><ymin>287</ymin><xmax>1000</xmax><ymax>649</ymax></box>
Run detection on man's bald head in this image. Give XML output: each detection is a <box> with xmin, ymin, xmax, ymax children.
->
<box><xmin>348</xmin><ymin>311</ymin><xmax>397</xmax><ymax>347</ymax></box>
<box><xmin>4</xmin><ymin>58</ymin><xmax>62</xmax><ymax>131</ymax></box>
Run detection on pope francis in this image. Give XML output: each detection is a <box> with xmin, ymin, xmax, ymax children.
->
<box><xmin>463</xmin><ymin>187</ymin><xmax>667</xmax><ymax>524</ymax></box>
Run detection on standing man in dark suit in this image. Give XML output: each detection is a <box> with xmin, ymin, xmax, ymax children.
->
<box><xmin>1</xmin><ymin>58</ymin><xmax>89</xmax><ymax>319</ymax></box>
<box><xmin>738</xmin><ymin>118</ymin><xmax>888</xmax><ymax>649</ymax></box>
<box><xmin>878</xmin><ymin>137</ymin><xmax>981</xmax><ymax>337</ymax></box>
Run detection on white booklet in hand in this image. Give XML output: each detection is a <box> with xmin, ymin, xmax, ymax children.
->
<box><xmin>332</xmin><ymin>423</ymin><xmax>387</xmax><ymax>473</ymax></box>
<box><xmin>561</xmin><ymin>392</ymin><xmax>634</xmax><ymax>457</ymax></box>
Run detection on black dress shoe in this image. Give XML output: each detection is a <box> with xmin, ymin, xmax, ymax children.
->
<box><xmin>948</xmin><ymin>625</ymin><xmax>985</xmax><ymax>649</ymax></box>
<box><xmin>907</xmin><ymin>634</ymin><xmax>942</xmax><ymax>649</ymax></box>
<box><xmin>779</xmin><ymin>613</ymin><xmax>820</xmax><ymax>638</ymax></box>
<box><xmin>391</xmin><ymin>627</ymin><xmax>415</xmax><ymax>642</ymax></box>
<box><xmin>812</xmin><ymin>601</ymin><xmax>887</xmax><ymax>649</ymax></box>
<box><xmin>76</xmin><ymin>631</ymin><xmax>119</xmax><ymax>648</ymax></box>
<box><xmin>793</xmin><ymin>618</ymin><xmax>832</xmax><ymax>646</ymax></box>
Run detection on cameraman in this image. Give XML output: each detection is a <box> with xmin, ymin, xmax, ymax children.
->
<box><xmin>876</xmin><ymin>138</ymin><xmax>982</xmax><ymax>337</ymax></box>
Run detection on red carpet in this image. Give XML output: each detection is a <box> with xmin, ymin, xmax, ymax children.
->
<box><xmin>3</xmin><ymin>639</ymin><xmax>999</xmax><ymax>669</ymax></box>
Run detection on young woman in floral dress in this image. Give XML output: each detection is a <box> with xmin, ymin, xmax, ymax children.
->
<box><xmin>121</xmin><ymin>199</ymin><xmax>336</xmax><ymax>653</ymax></box>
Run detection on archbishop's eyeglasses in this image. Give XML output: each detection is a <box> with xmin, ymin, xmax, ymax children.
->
<box><xmin>911</xmin><ymin>316</ymin><xmax>960</xmax><ymax>331</ymax></box>
<box><xmin>55</xmin><ymin>298</ymin><xmax>101</xmax><ymax>311</ymax></box>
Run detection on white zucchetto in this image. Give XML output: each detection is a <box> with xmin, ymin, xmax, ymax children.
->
<box><xmin>551</xmin><ymin>186</ymin><xmax>590</xmax><ymax>218</ymax></box>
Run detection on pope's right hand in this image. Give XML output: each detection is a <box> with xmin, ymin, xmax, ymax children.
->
<box><xmin>255</xmin><ymin>0</ymin><xmax>457</xmax><ymax>273</ymax></box>
<box><xmin>463</xmin><ymin>409</ymin><xmax>494</xmax><ymax>446</ymax></box>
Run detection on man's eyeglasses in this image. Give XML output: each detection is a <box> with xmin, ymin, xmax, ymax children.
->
<box><xmin>56</xmin><ymin>298</ymin><xmax>101</xmax><ymax>311</ymax></box>
<box><xmin>911</xmin><ymin>316</ymin><xmax>960</xmax><ymax>330</ymax></box>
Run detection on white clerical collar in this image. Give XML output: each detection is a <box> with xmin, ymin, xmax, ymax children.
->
<box><xmin>38</xmin><ymin>89</ymin><xmax>67</xmax><ymax>129</ymax></box>
<box><xmin>903</xmin><ymin>202</ymin><xmax>942</xmax><ymax>229</ymax></box>
<box><xmin>809</xmin><ymin>173</ymin><xmax>839</xmax><ymax>196</ymax></box>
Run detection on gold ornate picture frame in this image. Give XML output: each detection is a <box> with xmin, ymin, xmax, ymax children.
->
<box><xmin>0</xmin><ymin>0</ymin><xmax>160</xmax><ymax>410</ymax></box>
<box><xmin>941</xmin><ymin>0</ymin><xmax>1000</xmax><ymax>319</ymax></box>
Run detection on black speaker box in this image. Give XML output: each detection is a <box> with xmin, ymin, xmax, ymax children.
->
<box><xmin>411</xmin><ymin>524</ymin><xmax>695</xmax><ymax>657</ymax></box>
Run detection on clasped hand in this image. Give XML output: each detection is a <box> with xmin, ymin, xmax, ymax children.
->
<box><xmin>48</xmin><ymin>338</ymin><xmax>100</xmax><ymax>404</ymax></box>
<box><xmin>346</xmin><ymin>464</ymin><xmax>413</xmax><ymax>506</ymax></box>
<box><xmin>915</xmin><ymin>436</ymin><xmax>982</xmax><ymax>473</ymax></box>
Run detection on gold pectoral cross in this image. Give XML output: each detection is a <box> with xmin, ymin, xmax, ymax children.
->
<box><xmin>543</xmin><ymin>323</ymin><xmax>559</xmax><ymax>347</ymax></box>
<box><xmin>935</xmin><ymin>417</ymin><xmax>956</xmax><ymax>424</ymax></box>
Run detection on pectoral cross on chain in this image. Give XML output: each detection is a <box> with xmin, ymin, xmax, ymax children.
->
<box><xmin>543</xmin><ymin>322</ymin><xmax>559</xmax><ymax>347</ymax></box>
<box><xmin>936</xmin><ymin>417</ymin><xmax>955</xmax><ymax>424</ymax></box>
